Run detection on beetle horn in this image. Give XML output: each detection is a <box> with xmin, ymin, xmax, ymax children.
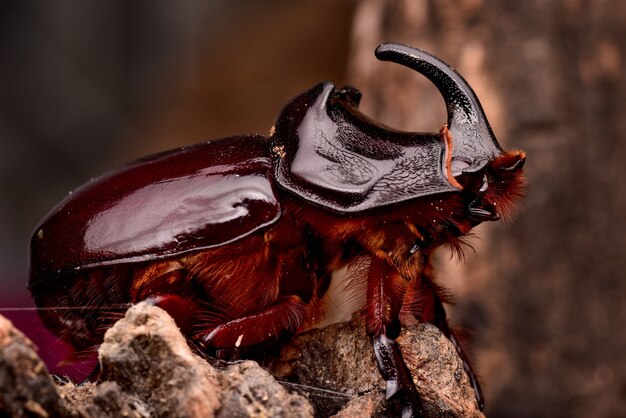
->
<box><xmin>375</xmin><ymin>43</ymin><xmax>502</xmax><ymax>172</ymax></box>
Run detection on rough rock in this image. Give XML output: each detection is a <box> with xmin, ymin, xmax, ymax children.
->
<box><xmin>0</xmin><ymin>304</ymin><xmax>483</xmax><ymax>417</ymax></box>
<box><xmin>217</xmin><ymin>361</ymin><xmax>313</xmax><ymax>418</ymax></box>
<box><xmin>96</xmin><ymin>303</ymin><xmax>314</xmax><ymax>417</ymax></box>
<box><xmin>329</xmin><ymin>392</ymin><xmax>381</xmax><ymax>418</ymax></box>
<box><xmin>272</xmin><ymin>317</ymin><xmax>484</xmax><ymax>418</ymax></box>
<box><xmin>0</xmin><ymin>314</ymin><xmax>69</xmax><ymax>417</ymax></box>
<box><xmin>398</xmin><ymin>323</ymin><xmax>485</xmax><ymax>417</ymax></box>
<box><xmin>0</xmin><ymin>305</ymin><xmax>314</xmax><ymax>418</ymax></box>
<box><xmin>98</xmin><ymin>302</ymin><xmax>222</xmax><ymax>417</ymax></box>
<box><xmin>57</xmin><ymin>381</ymin><xmax>149</xmax><ymax>418</ymax></box>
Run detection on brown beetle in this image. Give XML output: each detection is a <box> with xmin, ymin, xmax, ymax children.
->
<box><xmin>29</xmin><ymin>43</ymin><xmax>525</xmax><ymax>416</ymax></box>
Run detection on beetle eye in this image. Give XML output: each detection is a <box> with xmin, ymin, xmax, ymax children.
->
<box><xmin>451</xmin><ymin>159</ymin><xmax>471</xmax><ymax>177</ymax></box>
<box><xmin>480</xmin><ymin>174</ymin><xmax>488</xmax><ymax>192</ymax></box>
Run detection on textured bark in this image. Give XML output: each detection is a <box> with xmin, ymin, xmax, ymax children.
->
<box><xmin>349</xmin><ymin>1</ymin><xmax>626</xmax><ymax>417</ymax></box>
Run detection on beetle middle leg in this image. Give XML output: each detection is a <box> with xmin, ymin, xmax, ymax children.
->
<box><xmin>366</xmin><ymin>257</ymin><xmax>424</xmax><ymax>417</ymax></box>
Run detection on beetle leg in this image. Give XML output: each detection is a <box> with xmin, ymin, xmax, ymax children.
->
<box><xmin>199</xmin><ymin>295</ymin><xmax>306</xmax><ymax>349</ymax></box>
<box><xmin>373</xmin><ymin>334</ymin><xmax>424</xmax><ymax>417</ymax></box>
<box><xmin>366</xmin><ymin>257</ymin><xmax>424</xmax><ymax>417</ymax></box>
<box><xmin>366</xmin><ymin>256</ymin><xmax>409</xmax><ymax>338</ymax></box>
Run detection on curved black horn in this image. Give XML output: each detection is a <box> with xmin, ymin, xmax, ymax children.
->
<box><xmin>375</xmin><ymin>43</ymin><xmax>502</xmax><ymax>171</ymax></box>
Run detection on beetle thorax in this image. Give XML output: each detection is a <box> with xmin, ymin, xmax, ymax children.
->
<box><xmin>290</xmin><ymin>193</ymin><xmax>470</xmax><ymax>278</ymax></box>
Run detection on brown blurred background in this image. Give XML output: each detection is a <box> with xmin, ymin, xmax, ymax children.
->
<box><xmin>1</xmin><ymin>1</ymin><xmax>625</xmax><ymax>417</ymax></box>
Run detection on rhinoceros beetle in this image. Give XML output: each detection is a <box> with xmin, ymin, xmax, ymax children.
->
<box><xmin>29</xmin><ymin>43</ymin><xmax>525</xmax><ymax>416</ymax></box>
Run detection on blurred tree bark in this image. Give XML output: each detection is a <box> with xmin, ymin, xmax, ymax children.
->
<box><xmin>348</xmin><ymin>1</ymin><xmax>626</xmax><ymax>417</ymax></box>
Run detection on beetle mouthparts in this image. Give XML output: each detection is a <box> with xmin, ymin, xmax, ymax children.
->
<box><xmin>468</xmin><ymin>201</ymin><xmax>500</xmax><ymax>222</ymax></box>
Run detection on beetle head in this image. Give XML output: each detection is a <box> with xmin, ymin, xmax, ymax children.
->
<box><xmin>455</xmin><ymin>147</ymin><xmax>526</xmax><ymax>223</ymax></box>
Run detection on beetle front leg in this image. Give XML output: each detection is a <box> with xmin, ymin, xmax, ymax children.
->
<box><xmin>373</xmin><ymin>334</ymin><xmax>424</xmax><ymax>417</ymax></box>
<box><xmin>366</xmin><ymin>257</ymin><xmax>424</xmax><ymax>417</ymax></box>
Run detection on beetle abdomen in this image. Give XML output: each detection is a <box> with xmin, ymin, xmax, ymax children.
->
<box><xmin>31</xmin><ymin>265</ymin><xmax>134</xmax><ymax>351</ymax></box>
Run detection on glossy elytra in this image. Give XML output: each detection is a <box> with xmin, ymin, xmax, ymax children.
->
<box><xmin>29</xmin><ymin>43</ymin><xmax>525</xmax><ymax>416</ymax></box>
